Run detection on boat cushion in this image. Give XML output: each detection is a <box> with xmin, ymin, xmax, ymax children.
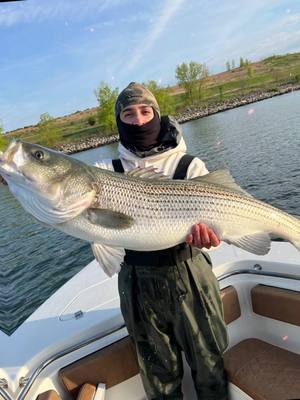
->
<box><xmin>59</xmin><ymin>285</ymin><xmax>240</xmax><ymax>398</ymax></box>
<box><xmin>251</xmin><ymin>284</ymin><xmax>300</xmax><ymax>326</ymax></box>
<box><xmin>77</xmin><ymin>383</ymin><xmax>97</xmax><ymax>400</ymax></box>
<box><xmin>59</xmin><ymin>336</ymin><xmax>139</xmax><ymax>399</ymax></box>
<box><xmin>36</xmin><ymin>390</ymin><xmax>61</xmax><ymax>400</ymax></box>
<box><xmin>221</xmin><ymin>285</ymin><xmax>241</xmax><ymax>324</ymax></box>
<box><xmin>224</xmin><ymin>338</ymin><xmax>300</xmax><ymax>400</ymax></box>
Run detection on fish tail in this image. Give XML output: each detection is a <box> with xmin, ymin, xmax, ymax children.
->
<box><xmin>291</xmin><ymin>215</ymin><xmax>300</xmax><ymax>252</ymax></box>
<box><xmin>291</xmin><ymin>238</ymin><xmax>300</xmax><ymax>252</ymax></box>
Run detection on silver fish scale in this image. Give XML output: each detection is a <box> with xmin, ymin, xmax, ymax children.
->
<box><xmin>93</xmin><ymin>171</ymin><xmax>300</xmax><ymax>241</ymax></box>
<box><xmin>2</xmin><ymin>140</ymin><xmax>299</xmax><ymax>255</ymax></box>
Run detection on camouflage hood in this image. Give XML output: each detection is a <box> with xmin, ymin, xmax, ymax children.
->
<box><xmin>115</xmin><ymin>82</ymin><xmax>160</xmax><ymax>118</ymax></box>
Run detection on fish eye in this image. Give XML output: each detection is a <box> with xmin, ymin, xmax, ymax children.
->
<box><xmin>33</xmin><ymin>150</ymin><xmax>44</xmax><ymax>160</ymax></box>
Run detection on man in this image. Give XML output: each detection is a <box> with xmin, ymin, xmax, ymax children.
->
<box><xmin>95</xmin><ymin>82</ymin><xmax>228</xmax><ymax>399</ymax></box>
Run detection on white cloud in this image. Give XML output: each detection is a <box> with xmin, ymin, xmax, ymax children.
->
<box><xmin>0</xmin><ymin>0</ymin><xmax>125</xmax><ymax>26</ymax></box>
<box><xmin>248</xmin><ymin>29</ymin><xmax>300</xmax><ymax>59</ymax></box>
<box><xmin>127</xmin><ymin>0</ymin><xmax>185</xmax><ymax>70</ymax></box>
<box><xmin>84</xmin><ymin>19</ymin><xmax>115</xmax><ymax>32</ymax></box>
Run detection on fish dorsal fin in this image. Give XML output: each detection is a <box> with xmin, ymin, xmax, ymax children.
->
<box><xmin>192</xmin><ymin>169</ymin><xmax>252</xmax><ymax>197</ymax></box>
<box><xmin>91</xmin><ymin>243</ymin><xmax>125</xmax><ymax>277</ymax></box>
<box><xmin>126</xmin><ymin>167</ymin><xmax>170</xmax><ymax>180</ymax></box>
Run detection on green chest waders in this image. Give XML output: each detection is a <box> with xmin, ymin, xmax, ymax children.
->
<box><xmin>113</xmin><ymin>155</ymin><xmax>229</xmax><ymax>400</ymax></box>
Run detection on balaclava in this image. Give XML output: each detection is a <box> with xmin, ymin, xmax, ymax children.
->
<box><xmin>115</xmin><ymin>82</ymin><xmax>161</xmax><ymax>154</ymax></box>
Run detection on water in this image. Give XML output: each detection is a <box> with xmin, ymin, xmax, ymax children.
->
<box><xmin>0</xmin><ymin>92</ymin><xmax>299</xmax><ymax>335</ymax></box>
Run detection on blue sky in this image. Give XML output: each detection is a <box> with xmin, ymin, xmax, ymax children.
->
<box><xmin>1</xmin><ymin>0</ymin><xmax>300</xmax><ymax>131</ymax></box>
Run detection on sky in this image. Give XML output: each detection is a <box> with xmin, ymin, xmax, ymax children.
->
<box><xmin>1</xmin><ymin>0</ymin><xmax>300</xmax><ymax>131</ymax></box>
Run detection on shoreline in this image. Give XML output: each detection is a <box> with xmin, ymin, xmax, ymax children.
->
<box><xmin>56</xmin><ymin>83</ymin><xmax>300</xmax><ymax>154</ymax></box>
<box><xmin>1</xmin><ymin>83</ymin><xmax>299</xmax><ymax>184</ymax></box>
<box><xmin>175</xmin><ymin>83</ymin><xmax>300</xmax><ymax>123</ymax></box>
<box><xmin>55</xmin><ymin>134</ymin><xmax>119</xmax><ymax>154</ymax></box>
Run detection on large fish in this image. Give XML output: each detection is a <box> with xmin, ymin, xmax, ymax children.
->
<box><xmin>0</xmin><ymin>139</ymin><xmax>300</xmax><ymax>275</ymax></box>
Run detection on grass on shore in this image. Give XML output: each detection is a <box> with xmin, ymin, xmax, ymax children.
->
<box><xmin>4</xmin><ymin>52</ymin><xmax>300</xmax><ymax>148</ymax></box>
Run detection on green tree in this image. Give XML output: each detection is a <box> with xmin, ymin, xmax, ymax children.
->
<box><xmin>37</xmin><ymin>113</ymin><xmax>60</xmax><ymax>147</ymax></box>
<box><xmin>143</xmin><ymin>80</ymin><xmax>175</xmax><ymax>115</ymax></box>
<box><xmin>175</xmin><ymin>61</ymin><xmax>209</xmax><ymax>103</ymax></box>
<box><xmin>95</xmin><ymin>82</ymin><xmax>119</xmax><ymax>134</ymax></box>
<box><xmin>218</xmin><ymin>85</ymin><xmax>224</xmax><ymax>101</ymax></box>
<box><xmin>226</xmin><ymin>61</ymin><xmax>231</xmax><ymax>71</ymax></box>
<box><xmin>239</xmin><ymin>57</ymin><xmax>245</xmax><ymax>68</ymax></box>
<box><xmin>0</xmin><ymin>124</ymin><xmax>9</xmax><ymax>151</ymax></box>
<box><xmin>247</xmin><ymin>64</ymin><xmax>254</xmax><ymax>78</ymax></box>
<box><xmin>231</xmin><ymin>59</ymin><xmax>235</xmax><ymax>70</ymax></box>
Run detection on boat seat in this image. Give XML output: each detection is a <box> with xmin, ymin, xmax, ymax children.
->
<box><xmin>224</xmin><ymin>338</ymin><xmax>300</xmax><ymax>400</ymax></box>
<box><xmin>59</xmin><ymin>336</ymin><xmax>139</xmax><ymax>399</ymax></box>
<box><xmin>220</xmin><ymin>285</ymin><xmax>241</xmax><ymax>324</ymax></box>
<box><xmin>36</xmin><ymin>390</ymin><xmax>61</xmax><ymax>400</ymax></box>
<box><xmin>36</xmin><ymin>383</ymin><xmax>96</xmax><ymax>400</ymax></box>
<box><xmin>76</xmin><ymin>383</ymin><xmax>97</xmax><ymax>400</ymax></box>
<box><xmin>251</xmin><ymin>284</ymin><xmax>300</xmax><ymax>326</ymax></box>
<box><xmin>58</xmin><ymin>286</ymin><xmax>240</xmax><ymax>398</ymax></box>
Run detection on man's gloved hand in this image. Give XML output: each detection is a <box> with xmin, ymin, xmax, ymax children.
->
<box><xmin>186</xmin><ymin>223</ymin><xmax>220</xmax><ymax>249</ymax></box>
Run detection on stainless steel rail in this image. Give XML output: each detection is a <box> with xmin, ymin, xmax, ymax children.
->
<box><xmin>0</xmin><ymin>385</ymin><xmax>11</xmax><ymax>400</ymax></box>
<box><xmin>218</xmin><ymin>267</ymin><xmax>300</xmax><ymax>282</ymax></box>
<box><xmin>0</xmin><ymin>265</ymin><xmax>298</xmax><ymax>400</ymax></box>
<box><xmin>16</xmin><ymin>323</ymin><xmax>126</xmax><ymax>400</ymax></box>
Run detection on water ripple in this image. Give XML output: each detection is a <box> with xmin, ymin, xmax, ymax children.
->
<box><xmin>0</xmin><ymin>91</ymin><xmax>300</xmax><ymax>335</ymax></box>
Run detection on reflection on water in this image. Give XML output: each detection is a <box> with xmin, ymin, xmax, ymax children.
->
<box><xmin>0</xmin><ymin>92</ymin><xmax>299</xmax><ymax>335</ymax></box>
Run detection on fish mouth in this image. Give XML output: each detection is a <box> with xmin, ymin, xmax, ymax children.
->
<box><xmin>0</xmin><ymin>140</ymin><xmax>25</xmax><ymax>179</ymax></box>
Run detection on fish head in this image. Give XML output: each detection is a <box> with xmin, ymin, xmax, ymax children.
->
<box><xmin>0</xmin><ymin>139</ymin><xmax>96</xmax><ymax>225</ymax></box>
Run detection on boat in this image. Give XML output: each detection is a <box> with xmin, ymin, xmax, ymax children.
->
<box><xmin>0</xmin><ymin>241</ymin><xmax>300</xmax><ymax>400</ymax></box>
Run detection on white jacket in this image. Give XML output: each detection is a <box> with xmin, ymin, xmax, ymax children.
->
<box><xmin>95</xmin><ymin>137</ymin><xmax>209</xmax><ymax>178</ymax></box>
<box><xmin>92</xmin><ymin>137</ymin><xmax>209</xmax><ymax>277</ymax></box>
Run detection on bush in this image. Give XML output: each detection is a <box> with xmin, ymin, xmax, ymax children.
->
<box><xmin>37</xmin><ymin>113</ymin><xmax>61</xmax><ymax>147</ymax></box>
<box><xmin>294</xmin><ymin>74</ymin><xmax>300</xmax><ymax>83</ymax></box>
<box><xmin>143</xmin><ymin>80</ymin><xmax>175</xmax><ymax>115</ymax></box>
<box><xmin>87</xmin><ymin>116</ymin><xmax>96</xmax><ymax>126</ymax></box>
<box><xmin>95</xmin><ymin>82</ymin><xmax>119</xmax><ymax>134</ymax></box>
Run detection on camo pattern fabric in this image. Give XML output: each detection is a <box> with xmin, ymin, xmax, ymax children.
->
<box><xmin>118</xmin><ymin>250</ymin><xmax>229</xmax><ymax>400</ymax></box>
<box><xmin>115</xmin><ymin>82</ymin><xmax>161</xmax><ymax>118</ymax></box>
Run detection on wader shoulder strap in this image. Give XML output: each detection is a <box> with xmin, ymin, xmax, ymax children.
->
<box><xmin>112</xmin><ymin>154</ymin><xmax>194</xmax><ymax>178</ymax></box>
<box><xmin>112</xmin><ymin>159</ymin><xmax>125</xmax><ymax>173</ymax></box>
<box><xmin>173</xmin><ymin>154</ymin><xmax>195</xmax><ymax>180</ymax></box>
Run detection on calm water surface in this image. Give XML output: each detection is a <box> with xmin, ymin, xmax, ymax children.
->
<box><xmin>0</xmin><ymin>92</ymin><xmax>299</xmax><ymax>335</ymax></box>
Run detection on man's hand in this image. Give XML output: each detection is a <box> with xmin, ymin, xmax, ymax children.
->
<box><xmin>186</xmin><ymin>223</ymin><xmax>220</xmax><ymax>249</ymax></box>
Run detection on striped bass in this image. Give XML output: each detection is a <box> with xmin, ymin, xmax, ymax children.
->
<box><xmin>0</xmin><ymin>139</ymin><xmax>299</xmax><ymax>276</ymax></box>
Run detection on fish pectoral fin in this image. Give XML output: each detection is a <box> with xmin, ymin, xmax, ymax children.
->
<box><xmin>91</xmin><ymin>243</ymin><xmax>125</xmax><ymax>277</ymax></box>
<box><xmin>127</xmin><ymin>167</ymin><xmax>170</xmax><ymax>180</ymax></box>
<box><xmin>192</xmin><ymin>169</ymin><xmax>252</xmax><ymax>197</ymax></box>
<box><xmin>225</xmin><ymin>232</ymin><xmax>271</xmax><ymax>255</ymax></box>
<box><xmin>87</xmin><ymin>208</ymin><xmax>134</xmax><ymax>229</ymax></box>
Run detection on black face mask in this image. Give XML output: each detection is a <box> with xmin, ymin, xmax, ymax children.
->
<box><xmin>117</xmin><ymin>110</ymin><xmax>161</xmax><ymax>153</ymax></box>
